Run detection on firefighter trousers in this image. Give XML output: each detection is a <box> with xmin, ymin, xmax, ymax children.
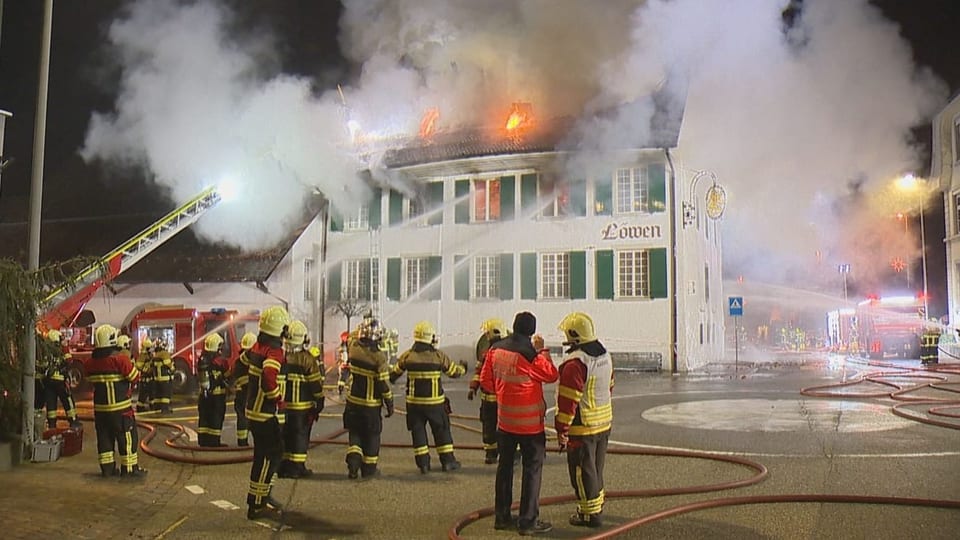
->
<box><xmin>495</xmin><ymin>430</ymin><xmax>546</xmax><ymax>530</ymax></box>
<box><xmin>406</xmin><ymin>403</ymin><xmax>457</xmax><ymax>469</ymax></box>
<box><xmin>151</xmin><ymin>380</ymin><xmax>172</xmax><ymax>411</ymax></box>
<box><xmin>234</xmin><ymin>387</ymin><xmax>249</xmax><ymax>444</ymax></box>
<box><xmin>137</xmin><ymin>376</ymin><xmax>153</xmax><ymax>409</ymax></box>
<box><xmin>43</xmin><ymin>378</ymin><xmax>78</xmax><ymax>426</ymax></box>
<box><xmin>479</xmin><ymin>399</ymin><xmax>499</xmax><ymax>458</ymax></box>
<box><xmin>280</xmin><ymin>409</ymin><xmax>311</xmax><ymax>474</ymax></box>
<box><xmin>94</xmin><ymin>411</ymin><xmax>140</xmax><ymax>475</ymax></box>
<box><xmin>343</xmin><ymin>404</ymin><xmax>382</xmax><ymax>477</ymax></box>
<box><xmin>566</xmin><ymin>430</ymin><xmax>610</xmax><ymax>517</ymax></box>
<box><xmin>197</xmin><ymin>393</ymin><xmax>226</xmax><ymax>446</ymax></box>
<box><xmin>247</xmin><ymin>417</ymin><xmax>283</xmax><ymax>507</ymax></box>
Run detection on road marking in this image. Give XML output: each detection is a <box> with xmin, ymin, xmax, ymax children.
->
<box><xmin>211</xmin><ymin>500</ymin><xmax>240</xmax><ymax>510</ymax></box>
<box><xmin>153</xmin><ymin>515</ymin><xmax>188</xmax><ymax>540</ymax></box>
<box><xmin>185</xmin><ymin>485</ymin><xmax>205</xmax><ymax>494</ymax></box>
<box><xmin>606</xmin><ymin>438</ymin><xmax>960</xmax><ymax>459</ymax></box>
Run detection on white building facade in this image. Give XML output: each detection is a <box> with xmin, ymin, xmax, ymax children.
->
<box><xmin>934</xmin><ymin>92</ymin><xmax>960</xmax><ymax>326</ymax></box>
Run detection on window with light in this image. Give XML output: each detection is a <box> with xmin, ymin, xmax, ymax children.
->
<box><xmin>615</xmin><ymin>167</ymin><xmax>649</xmax><ymax>214</ymax></box>
<box><xmin>473</xmin><ymin>178</ymin><xmax>501</xmax><ymax>222</ymax></box>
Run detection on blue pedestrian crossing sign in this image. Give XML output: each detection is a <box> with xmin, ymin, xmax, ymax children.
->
<box><xmin>728</xmin><ymin>296</ymin><xmax>743</xmax><ymax>316</ymax></box>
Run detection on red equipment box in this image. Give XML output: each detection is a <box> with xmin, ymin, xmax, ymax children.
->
<box><xmin>42</xmin><ymin>425</ymin><xmax>83</xmax><ymax>457</ymax></box>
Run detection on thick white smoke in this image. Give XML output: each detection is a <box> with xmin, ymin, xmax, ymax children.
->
<box><xmin>82</xmin><ymin>0</ymin><xmax>947</xmax><ymax>290</ymax></box>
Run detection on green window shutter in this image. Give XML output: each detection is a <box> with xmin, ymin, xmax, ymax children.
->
<box><xmin>520</xmin><ymin>252</ymin><xmax>537</xmax><ymax>300</ymax></box>
<box><xmin>520</xmin><ymin>173</ymin><xmax>538</xmax><ymax>213</ymax></box>
<box><xmin>389</xmin><ymin>189</ymin><xmax>403</xmax><ymax>226</ymax></box>
<box><xmin>499</xmin><ymin>253</ymin><xmax>514</xmax><ymax>300</ymax></box>
<box><xmin>454</xmin><ymin>255</ymin><xmax>469</xmax><ymax>301</ymax></box>
<box><xmin>329</xmin><ymin>207</ymin><xmax>343</xmax><ymax>232</ymax></box>
<box><xmin>500</xmin><ymin>175</ymin><xmax>515</xmax><ymax>221</ymax></box>
<box><xmin>648</xmin><ymin>163</ymin><xmax>666</xmax><ymax>213</ymax></box>
<box><xmin>386</xmin><ymin>258</ymin><xmax>401</xmax><ymax>301</ymax></box>
<box><xmin>570</xmin><ymin>251</ymin><xmax>586</xmax><ymax>299</ymax></box>
<box><xmin>455</xmin><ymin>180</ymin><xmax>470</xmax><ymax>224</ymax></box>
<box><xmin>427</xmin><ymin>182</ymin><xmax>444</xmax><ymax>226</ymax></box>
<box><xmin>649</xmin><ymin>247</ymin><xmax>668</xmax><ymax>299</ymax></box>
<box><xmin>368</xmin><ymin>188</ymin><xmax>382</xmax><ymax>229</ymax></box>
<box><xmin>595</xmin><ymin>173</ymin><xmax>612</xmax><ymax>216</ymax></box>
<box><xmin>595</xmin><ymin>250</ymin><xmax>614</xmax><ymax>300</ymax></box>
<box><xmin>426</xmin><ymin>256</ymin><xmax>442</xmax><ymax>300</ymax></box>
<box><xmin>570</xmin><ymin>180</ymin><xmax>587</xmax><ymax>217</ymax></box>
<box><xmin>327</xmin><ymin>262</ymin><xmax>341</xmax><ymax>301</ymax></box>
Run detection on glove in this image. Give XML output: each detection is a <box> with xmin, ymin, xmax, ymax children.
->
<box><xmin>458</xmin><ymin>360</ymin><xmax>469</xmax><ymax>371</ymax></box>
<box><xmin>337</xmin><ymin>381</ymin><xmax>345</xmax><ymax>395</ymax></box>
<box><xmin>443</xmin><ymin>397</ymin><xmax>452</xmax><ymax>415</ymax></box>
<box><xmin>315</xmin><ymin>397</ymin><xmax>325</xmax><ymax>413</ymax></box>
<box><xmin>557</xmin><ymin>431</ymin><xmax>569</xmax><ymax>453</ymax></box>
<box><xmin>467</xmin><ymin>388</ymin><xmax>476</xmax><ymax>401</ymax></box>
<box><xmin>384</xmin><ymin>400</ymin><xmax>395</xmax><ymax>418</ymax></box>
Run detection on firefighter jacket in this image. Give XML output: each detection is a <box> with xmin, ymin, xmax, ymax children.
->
<box><xmin>555</xmin><ymin>341</ymin><xmax>614</xmax><ymax>438</ymax></box>
<box><xmin>135</xmin><ymin>352</ymin><xmax>153</xmax><ymax>379</ymax></box>
<box><xmin>40</xmin><ymin>340</ymin><xmax>69</xmax><ymax>382</ymax></box>
<box><xmin>229</xmin><ymin>349</ymin><xmax>252</xmax><ymax>392</ymax></box>
<box><xmin>346</xmin><ymin>339</ymin><xmax>393</xmax><ymax>409</ymax></box>
<box><xmin>479</xmin><ymin>333</ymin><xmax>558</xmax><ymax>435</ymax></box>
<box><xmin>86</xmin><ymin>347</ymin><xmax>140</xmax><ymax>415</ymax></box>
<box><xmin>469</xmin><ymin>333</ymin><xmax>500</xmax><ymax>402</ymax></box>
<box><xmin>151</xmin><ymin>350</ymin><xmax>174</xmax><ymax>382</ymax></box>
<box><xmin>245</xmin><ymin>334</ymin><xmax>286</xmax><ymax>422</ymax></box>
<box><xmin>198</xmin><ymin>351</ymin><xmax>229</xmax><ymax>396</ymax></box>
<box><xmin>390</xmin><ymin>342</ymin><xmax>465</xmax><ymax>406</ymax></box>
<box><xmin>283</xmin><ymin>349</ymin><xmax>325</xmax><ymax>411</ymax></box>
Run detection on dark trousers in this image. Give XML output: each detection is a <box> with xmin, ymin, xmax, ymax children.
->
<box><xmin>406</xmin><ymin>403</ymin><xmax>456</xmax><ymax>469</ymax></box>
<box><xmin>94</xmin><ymin>411</ymin><xmax>139</xmax><ymax>474</ymax></box>
<box><xmin>234</xmin><ymin>386</ymin><xmax>249</xmax><ymax>443</ymax></box>
<box><xmin>137</xmin><ymin>377</ymin><xmax>153</xmax><ymax>408</ymax></box>
<box><xmin>248</xmin><ymin>417</ymin><xmax>283</xmax><ymax>507</ymax></box>
<box><xmin>566</xmin><ymin>430</ymin><xmax>610</xmax><ymax>516</ymax></box>
<box><xmin>197</xmin><ymin>393</ymin><xmax>226</xmax><ymax>446</ymax></box>
<box><xmin>281</xmin><ymin>409</ymin><xmax>311</xmax><ymax>471</ymax></box>
<box><xmin>496</xmin><ymin>430</ymin><xmax>546</xmax><ymax>529</ymax></box>
<box><xmin>479</xmin><ymin>399</ymin><xmax>499</xmax><ymax>457</ymax></box>
<box><xmin>343</xmin><ymin>404</ymin><xmax>382</xmax><ymax>476</ymax></box>
<box><xmin>43</xmin><ymin>378</ymin><xmax>77</xmax><ymax>426</ymax></box>
<box><xmin>151</xmin><ymin>380</ymin><xmax>172</xmax><ymax>411</ymax></box>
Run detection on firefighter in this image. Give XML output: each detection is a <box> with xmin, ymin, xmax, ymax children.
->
<box><xmin>278</xmin><ymin>321</ymin><xmax>325</xmax><ymax>478</ymax></box>
<box><xmin>229</xmin><ymin>332</ymin><xmax>257</xmax><ymax>446</ymax></box>
<box><xmin>380</xmin><ymin>328</ymin><xmax>400</xmax><ymax>365</ymax></box>
<box><xmin>245</xmin><ymin>306</ymin><xmax>291</xmax><ymax>520</ymax></box>
<box><xmin>117</xmin><ymin>335</ymin><xmax>132</xmax><ymax>361</ymax></box>
<box><xmin>390</xmin><ymin>321</ymin><xmax>467</xmax><ymax>473</ymax></box>
<box><xmin>41</xmin><ymin>330</ymin><xmax>81</xmax><ymax>429</ymax></box>
<box><xmin>197</xmin><ymin>333</ymin><xmax>229</xmax><ymax>447</ymax></box>
<box><xmin>468</xmin><ymin>318</ymin><xmax>508</xmax><ymax>464</ymax></box>
<box><xmin>86</xmin><ymin>324</ymin><xmax>146</xmax><ymax>478</ymax></box>
<box><xmin>920</xmin><ymin>320</ymin><xmax>941</xmax><ymax>365</ymax></box>
<box><xmin>336</xmin><ymin>331</ymin><xmax>350</xmax><ymax>395</ymax></box>
<box><xmin>555</xmin><ymin>312</ymin><xmax>614</xmax><ymax>529</ymax></box>
<box><xmin>342</xmin><ymin>316</ymin><xmax>394</xmax><ymax>480</ymax></box>
<box><xmin>150</xmin><ymin>339</ymin><xmax>175</xmax><ymax>414</ymax></box>
<box><xmin>135</xmin><ymin>338</ymin><xmax>154</xmax><ymax>412</ymax></box>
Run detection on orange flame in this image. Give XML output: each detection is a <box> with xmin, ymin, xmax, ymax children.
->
<box><xmin>419</xmin><ymin>107</ymin><xmax>440</xmax><ymax>139</ymax></box>
<box><xmin>504</xmin><ymin>102</ymin><xmax>534</xmax><ymax>132</ymax></box>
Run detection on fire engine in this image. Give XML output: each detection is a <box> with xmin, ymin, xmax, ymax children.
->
<box><xmin>124</xmin><ymin>305</ymin><xmax>259</xmax><ymax>392</ymax></box>
<box><xmin>854</xmin><ymin>295</ymin><xmax>925</xmax><ymax>359</ymax></box>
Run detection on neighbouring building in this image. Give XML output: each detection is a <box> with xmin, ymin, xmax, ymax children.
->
<box><xmin>934</xmin><ymin>91</ymin><xmax>960</xmax><ymax>327</ymax></box>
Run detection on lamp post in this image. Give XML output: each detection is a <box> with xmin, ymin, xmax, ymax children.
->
<box><xmin>896</xmin><ymin>174</ymin><xmax>930</xmax><ymax>318</ymax></box>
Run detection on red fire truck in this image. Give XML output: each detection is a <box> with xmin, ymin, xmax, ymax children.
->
<box><xmin>855</xmin><ymin>295</ymin><xmax>925</xmax><ymax>359</ymax></box>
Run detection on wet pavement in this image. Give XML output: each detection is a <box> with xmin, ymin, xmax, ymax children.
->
<box><xmin>3</xmin><ymin>352</ymin><xmax>959</xmax><ymax>539</ymax></box>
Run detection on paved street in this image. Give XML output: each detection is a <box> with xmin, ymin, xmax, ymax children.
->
<box><xmin>3</xmin><ymin>353</ymin><xmax>959</xmax><ymax>539</ymax></box>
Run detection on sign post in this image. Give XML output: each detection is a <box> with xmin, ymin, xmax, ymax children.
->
<box><xmin>728</xmin><ymin>296</ymin><xmax>743</xmax><ymax>372</ymax></box>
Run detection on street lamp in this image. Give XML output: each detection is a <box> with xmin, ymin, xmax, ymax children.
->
<box><xmin>896</xmin><ymin>174</ymin><xmax>930</xmax><ymax>318</ymax></box>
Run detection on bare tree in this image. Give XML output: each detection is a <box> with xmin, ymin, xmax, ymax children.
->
<box><xmin>329</xmin><ymin>297</ymin><xmax>370</xmax><ymax>335</ymax></box>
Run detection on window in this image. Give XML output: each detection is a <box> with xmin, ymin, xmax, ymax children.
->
<box><xmin>303</xmin><ymin>258</ymin><xmax>315</xmax><ymax>301</ymax></box>
<box><xmin>343</xmin><ymin>258</ymin><xmax>378</xmax><ymax>300</ymax></box>
<box><xmin>704</xmin><ymin>264</ymin><xmax>710</xmax><ymax>301</ymax></box>
<box><xmin>344</xmin><ymin>205</ymin><xmax>370</xmax><ymax>231</ymax></box>
<box><xmin>539</xmin><ymin>175</ymin><xmax>571</xmax><ymax>218</ymax></box>
<box><xmin>473</xmin><ymin>178</ymin><xmax>501</xmax><ymax>222</ymax></box>
<box><xmin>954</xmin><ymin>117</ymin><xmax>960</xmax><ymax>163</ymax></box>
<box><xmin>615</xmin><ymin>167</ymin><xmax>649</xmax><ymax>214</ymax></box>
<box><xmin>617</xmin><ymin>250</ymin><xmax>650</xmax><ymax>298</ymax></box>
<box><xmin>408</xmin><ymin>196</ymin><xmax>425</xmax><ymax>221</ymax></box>
<box><xmin>404</xmin><ymin>257</ymin><xmax>430</xmax><ymax>298</ymax></box>
<box><xmin>540</xmin><ymin>252</ymin><xmax>570</xmax><ymax>299</ymax></box>
<box><xmin>955</xmin><ymin>193</ymin><xmax>960</xmax><ymax>236</ymax></box>
<box><xmin>473</xmin><ymin>256</ymin><xmax>500</xmax><ymax>298</ymax></box>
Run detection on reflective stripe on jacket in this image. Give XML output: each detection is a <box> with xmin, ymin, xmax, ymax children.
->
<box><xmin>390</xmin><ymin>343</ymin><xmax>465</xmax><ymax>406</ymax></box>
<box><xmin>556</xmin><ymin>346</ymin><xmax>614</xmax><ymax>437</ymax></box>
<box><xmin>479</xmin><ymin>333</ymin><xmax>558</xmax><ymax>435</ymax></box>
<box><xmin>87</xmin><ymin>348</ymin><xmax>140</xmax><ymax>413</ymax></box>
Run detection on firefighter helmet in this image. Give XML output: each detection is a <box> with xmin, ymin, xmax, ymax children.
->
<box><xmin>481</xmin><ymin>318</ymin><xmax>508</xmax><ymax>338</ymax></box>
<box><xmin>142</xmin><ymin>338</ymin><xmax>154</xmax><ymax>350</ymax></box>
<box><xmin>413</xmin><ymin>321</ymin><xmax>437</xmax><ymax>345</ymax></box>
<box><xmin>259</xmin><ymin>306</ymin><xmax>291</xmax><ymax>337</ymax></box>
<box><xmin>204</xmin><ymin>333</ymin><xmax>224</xmax><ymax>352</ymax></box>
<box><xmin>356</xmin><ymin>317</ymin><xmax>383</xmax><ymax>343</ymax></box>
<box><xmin>309</xmin><ymin>346</ymin><xmax>321</xmax><ymax>358</ymax></box>
<box><xmin>94</xmin><ymin>324</ymin><xmax>119</xmax><ymax>348</ymax></box>
<box><xmin>47</xmin><ymin>329</ymin><xmax>62</xmax><ymax>343</ymax></box>
<box><xmin>558</xmin><ymin>312</ymin><xmax>596</xmax><ymax>345</ymax></box>
<box><xmin>287</xmin><ymin>320</ymin><xmax>308</xmax><ymax>346</ymax></box>
<box><xmin>240</xmin><ymin>332</ymin><xmax>257</xmax><ymax>350</ymax></box>
<box><xmin>117</xmin><ymin>335</ymin><xmax>132</xmax><ymax>350</ymax></box>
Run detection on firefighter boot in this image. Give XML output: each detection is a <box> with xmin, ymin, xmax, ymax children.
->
<box><xmin>440</xmin><ymin>453</ymin><xmax>462</xmax><ymax>472</ymax></box>
<box><xmin>237</xmin><ymin>437</ymin><xmax>249</xmax><ymax>447</ymax></box>
<box><xmin>360</xmin><ymin>463</ymin><xmax>380</xmax><ymax>480</ymax></box>
<box><xmin>100</xmin><ymin>463</ymin><xmax>119</xmax><ymax>478</ymax></box>
<box><xmin>484</xmin><ymin>450</ymin><xmax>498</xmax><ymax>465</ymax></box>
<box><xmin>69</xmin><ymin>417</ymin><xmax>82</xmax><ymax>429</ymax></box>
<box><xmin>346</xmin><ymin>454</ymin><xmax>362</xmax><ymax>480</ymax></box>
<box><xmin>416</xmin><ymin>454</ymin><xmax>431</xmax><ymax>474</ymax></box>
<box><xmin>121</xmin><ymin>466</ymin><xmax>148</xmax><ymax>480</ymax></box>
<box><xmin>277</xmin><ymin>460</ymin><xmax>299</xmax><ymax>479</ymax></box>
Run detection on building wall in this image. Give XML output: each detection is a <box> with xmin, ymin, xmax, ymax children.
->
<box><xmin>323</xmin><ymin>148</ymin><xmax>725</xmax><ymax>371</ymax></box>
<box><xmin>933</xmin><ymin>94</ymin><xmax>960</xmax><ymax>326</ymax></box>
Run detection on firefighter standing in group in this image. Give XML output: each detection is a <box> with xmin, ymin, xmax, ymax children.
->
<box><xmin>197</xmin><ymin>333</ymin><xmax>229</xmax><ymax>447</ymax></box>
<box><xmin>336</xmin><ymin>331</ymin><xmax>350</xmax><ymax>395</ymax></box>
<box><xmin>40</xmin><ymin>330</ymin><xmax>82</xmax><ymax>429</ymax></box>
<box><xmin>278</xmin><ymin>321</ymin><xmax>325</xmax><ymax>478</ymax></box>
<box><xmin>468</xmin><ymin>318</ymin><xmax>508</xmax><ymax>464</ymax></box>
<box><xmin>555</xmin><ymin>312</ymin><xmax>614</xmax><ymax>529</ymax></box>
<box><xmin>229</xmin><ymin>332</ymin><xmax>257</xmax><ymax>446</ymax></box>
<box><xmin>150</xmin><ymin>339</ymin><xmax>175</xmax><ymax>414</ymax></box>
<box><xmin>342</xmin><ymin>317</ymin><xmax>394</xmax><ymax>480</ymax></box>
<box><xmin>245</xmin><ymin>306</ymin><xmax>290</xmax><ymax>520</ymax></box>
<box><xmin>390</xmin><ymin>321</ymin><xmax>467</xmax><ymax>474</ymax></box>
<box><xmin>135</xmin><ymin>338</ymin><xmax>154</xmax><ymax>412</ymax></box>
<box><xmin>86</xmin><ymin>324</ymin><xmax>146</xmax><ymax>478</ymax></box>
<box><xmin>920</xmin><ymin>320</ymin><xmax>941</xmax><ymax>365</ymax></box>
